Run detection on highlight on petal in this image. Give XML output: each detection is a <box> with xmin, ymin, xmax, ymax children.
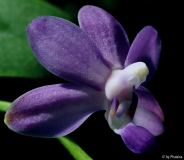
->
<box><xmin>4</xmin><ymin>84</ymin><xmax>109</xmax><ymax>138</ymax></box>
<box><xmin>119</xmin><ymin>123</ymin><xmax>157</xmax><ymax>153</ymax></box>
<box><xmin>26</xmin><ymin>16</ymin><xmax>111</xmax><ymax>90</ymax></box>
<box><xmin>124</xmin><ymin>26</ymin><xmax>161</xmax><ymax>83</ymax></box>
<box><xmin>78</xmin><ymin>5</ymin><xmax>129</xmax><ymax>70</ymax></box>
<box><xmin>133</xmin><ymin>86</ymin><xmax>164</xmax><ymax>136</ymax></box>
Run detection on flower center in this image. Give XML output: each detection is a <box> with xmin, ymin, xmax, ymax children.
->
<box><xmin>104</xmin><ymin>62</ymin><xmax>149</xmax><ymax>132</ymax></box>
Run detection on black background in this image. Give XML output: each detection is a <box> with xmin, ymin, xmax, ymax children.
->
<box><xmin>0</xmin><ymin>0</ymin><xmax>183</xmax><ymax>159</ymax></box>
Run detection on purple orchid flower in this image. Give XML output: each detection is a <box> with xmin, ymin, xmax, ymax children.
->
<box><xmin>4</xmin><ymin>5</ymin><xmax>164</xmax><ymax>153</ymax></box>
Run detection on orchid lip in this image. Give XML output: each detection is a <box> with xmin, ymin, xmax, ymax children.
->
<box><xmin>105</xmin><ymin>62</ymin><xmax>148</xmax><ymax>131</ymax></box>
<box><xmin>106</xmin><ymin>92</ymin><xmax>138</xmax><ymax>132</ymax></box>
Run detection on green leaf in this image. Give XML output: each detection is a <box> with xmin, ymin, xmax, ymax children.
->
<box><xmin>58</xmin><ymin>136</ymin><xmax>93</xmax><ymax>160</ymax></box>
<box><xmin>0</xmin><ymin>0</ymin><xmax>73</xmax><ymax>78</ymax></box>
<box><xmin>0</xmin><ymin>100</ymin><xmax>11</xmax><ymax>112</ymax></box>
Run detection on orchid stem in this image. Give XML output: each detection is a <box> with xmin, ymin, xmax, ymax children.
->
<box><xmin>58</xmin><ymin>136</ymin><xmax>93</xmax><ymax>160</ymax></box>
<box><xmin>0</xmin><ymin>100</ymin><xmax>11</xmax><ymax>112</ymax></box>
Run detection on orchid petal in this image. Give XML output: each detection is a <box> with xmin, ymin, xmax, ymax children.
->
<box><xmin>4</xmin><ymin>84</ymin><xmax>108</xmax><ymax>138</ymax></box>
<box><xmin>26</xmin><ymin>16</ymin><xmax>111</xmax><ymax>90</ymax></box>
<box><xmin>124</xmin><ymin>26</ymin><xmax>161</xmax><ymax>83</ymax></box>
<box><xmin>120</xmin><ymin>123</ymin><xmax>157</xmax><ymax>153</ymax></box>
<box><xmin>133</xmin><ymin>86</ymin><xmax>164</xmax><ymax>136</ymax></box>
<box><xmin>78</xmin><ymin>5</ymin><xmax>129</xmax><ymax>70</ymax></box>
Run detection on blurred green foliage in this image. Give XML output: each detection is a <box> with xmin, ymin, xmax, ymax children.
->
<box><xmin>0</xmin><ymin>0</ymin><xmax>73</xmax><ymax>79</ymax></box>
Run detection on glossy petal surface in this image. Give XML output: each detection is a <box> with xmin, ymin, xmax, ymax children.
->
<box><xmin>124</xmin><ymin>26</ymin><xmax>161</xmax><ymax>83</ymax></box>
<box><xmin>120</xmin><ymin>123</ymin><xmax>157</xmax><ymax>153</ymax></box>
<box><xmin>78</xmin><ymin>5</ymin><xmax>129</xmax><ymax>70</ymax></box>
<box><xmin>27</xmin><ymin>16</ymin><xmax>111</xmax><ymax>90</ymax></box>
<box><xmin>5</xmin><ymin>84</ymin><xmax>108</xmax><ymax>137</ymax></box>
<box><xmin>133</xmin><ymin>86</ymin><xmax>164</xmax><ymax>136</ymax></box>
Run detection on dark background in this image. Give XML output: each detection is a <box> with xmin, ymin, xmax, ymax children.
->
<box><xmin>0</xmin><ymin>0</ymin><xmax>183</xmax><ymax>159</ymax></box>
